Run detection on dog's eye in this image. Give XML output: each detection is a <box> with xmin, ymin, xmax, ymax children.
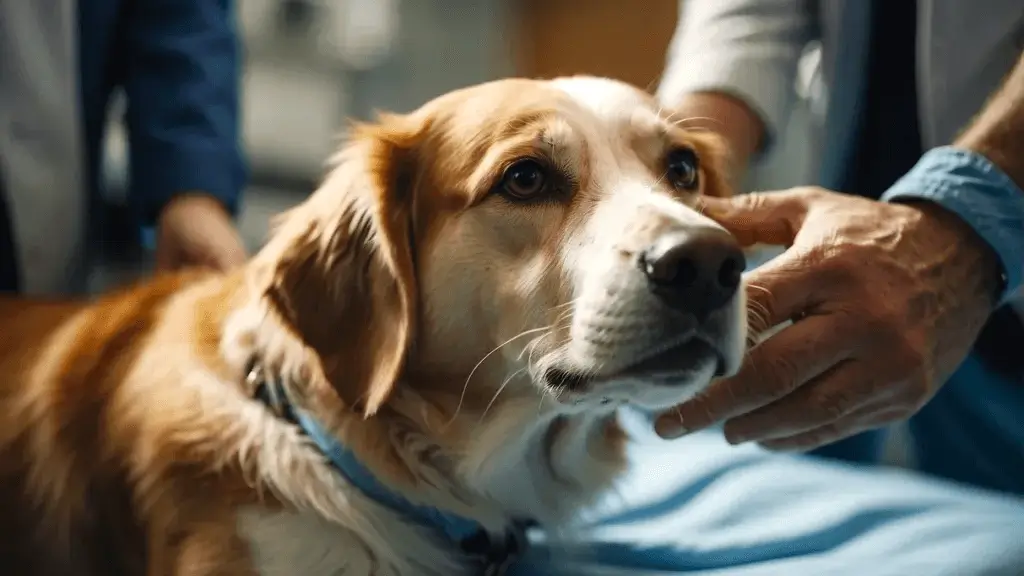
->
<box><xmin>500</xmin><ymin>159</ymin><xmax>548</xmax><ymax>200</ymax></box>
<box><xmin>666</xmin><ymin>148</ymin><xmax>700</xmax><ymax>191</ymax></box>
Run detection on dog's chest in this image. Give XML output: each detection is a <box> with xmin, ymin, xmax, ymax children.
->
<box><xmin>236</xmin><ymin>507</ymin><xmax>375</xmax><ymax>575</ymax></box>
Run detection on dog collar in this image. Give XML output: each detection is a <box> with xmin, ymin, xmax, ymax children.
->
<box><xmin>246</xmin><ymin>360</ymin><xmax>528</xmax><ymax>575</ymax></box>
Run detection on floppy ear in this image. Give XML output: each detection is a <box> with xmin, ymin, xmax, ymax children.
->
<box><xmin>262</xmin><ymin>114</ymin><xmax>424</xmax><ymax>417</ymax></box>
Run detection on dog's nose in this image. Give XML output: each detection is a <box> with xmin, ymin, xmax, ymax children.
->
<box><xmin>640</xmin><ymin>227</ymin><xmax>745</xmax><ymax>320</ymax></box>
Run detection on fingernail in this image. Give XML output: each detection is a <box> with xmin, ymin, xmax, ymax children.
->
<box><xmin>759</xmin><ymin>441</ymin><xmax>795</xmax><ymax>453</ymax></box>
<box><xmin>654</xmin><ymin>414</ymin><xmax>689</xmax><ymax>439</ymax></box>
<box><xmin>724</xmin><ymin>432</ymin><xmax>747</xmax><ymax>445</ymax></box>
<box><xmin>722</xmin><ymin>424</ymin><xmax>745</xmax><ymax>445</ymax></box>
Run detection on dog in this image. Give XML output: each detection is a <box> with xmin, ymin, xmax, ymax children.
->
<box><xmin>0</xmin><ymin>76</ymin><xmax>748</xmax><ymax>575</ymax></box>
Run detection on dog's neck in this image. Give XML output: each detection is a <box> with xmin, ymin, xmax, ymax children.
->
<box><xmin>220</xmin><ymin>304</ymin><xmax>626</xmax><ymax>572</ymax></box>
<box><xmin>448</xmin><ymin>392</ymin><xmax>627</xmax><ymax>529</ymax></box>
<box><xmin>247</xmin><ymin>354</ymin><xmax>623</xmax><ymax>530</ymax></box>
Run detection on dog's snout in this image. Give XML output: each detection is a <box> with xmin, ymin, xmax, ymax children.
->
<box><xmin>640</xmin><ymin>227</ymin><xmax>745</xmax><ymax>320</ymax></box>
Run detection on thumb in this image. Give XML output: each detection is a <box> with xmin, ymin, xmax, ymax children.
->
<box><xmin>700</xmin><ymin>188</ymin><xmax>814</xmax><ymax>246</ymax></box>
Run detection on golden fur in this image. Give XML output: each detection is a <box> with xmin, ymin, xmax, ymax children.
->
<box><xmin>0</xmin><ymin>76</ymin><xmax>744</xmax><ymax>575</ymax></box>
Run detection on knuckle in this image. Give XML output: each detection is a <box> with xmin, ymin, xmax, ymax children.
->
<box><xmin>735</xmin><ymin>191</ymin><xmax>774</xmax><ymax>217</ymax></box>
<box><xmin>679</xmin><ymin>390</ymin><xmax>726</xmax><ymax>426</ymax></box>
<box><xmin>793</xmin><ymin>186</ymin><xmax>827</xmax><ymax>202</ymax></box>
<box><xmin>810</xmin><ymin>389</ymin><xmax>854</xmax><ymax>422</ymax></box>
<box><xmin>741</xmin><ymin>191</ymin><xmax>768</xmax><ymax>210</ymax></box>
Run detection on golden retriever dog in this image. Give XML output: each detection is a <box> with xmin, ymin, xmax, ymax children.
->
<box><xmin>0</xmin><ymin>76</ymin><xmax>747</xmax><ymax>575</ymax></box>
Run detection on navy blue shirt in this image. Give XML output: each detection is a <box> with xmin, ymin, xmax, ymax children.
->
<box><xmin>0</xmin><ymin>1</ymin><xmax>247</xmax><ymax>293</ymax></box>
<box><xmin>77</xmin><ymin>0</ymin><xmax>247</xmax><ymax>226</ymax></box>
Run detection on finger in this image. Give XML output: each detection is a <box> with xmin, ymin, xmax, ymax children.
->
<box><xmin>699</xmin><ymin>188</ymin><xmax>815</xmax><ymax>246</ymax></box>
<box><xmin>722</xmin><ymin>359</ymin><xmax>875</xmax><ymax>444</ymax></box>
<box><xmin>758</xmin><ymin>402</ymin><xmax>909</xmax><ymax>452</ymax></box>
<box><xmin>742</xmin><ymin>248</ymin><xmax>825</xmax><ymax>335</ymax></box>
<box><xmin>655</xmin><ymin>313</ymin><xmax>853</xmax><ymax>439</ymax></box>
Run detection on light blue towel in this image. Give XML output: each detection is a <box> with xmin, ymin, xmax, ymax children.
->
<box><xmin>508</xmin><ymin>411</ymin><xmax>1024</xmax><ymax>575</ymax></box>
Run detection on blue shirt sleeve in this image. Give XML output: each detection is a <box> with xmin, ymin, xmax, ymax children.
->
<box><xmin>881</xmin><ymin>146</ymin><xmax>1024</xmax><ymax>305</ymax></box>
<box><xmin>123</xmin><ymin>0</ymin><xmax>248</xmax><ymax>225</ymax></box>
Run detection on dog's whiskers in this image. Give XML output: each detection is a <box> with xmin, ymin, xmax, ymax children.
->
<box><xmin>669</xmin><ymin>115</ymin><xmax>724</xmax><ymax>129</ymax></box>
<box><xmin>744</xmin><ymin>282</ymin><xmax>779</xmax><ymax>346</ymax></box>
<box><xmin>477</xmin><ymin>367</ymin><xmax>527</xmax><ymax>424</ymax></box>
<box><xmin>549</xmin><ymin>298</ymin><xmax>580</xmax><ymax>313</ymax></box>
<box><xmin>444</xmin><ymin>326</ymin><xmax>552</xmax><ymax>428</ymax></box>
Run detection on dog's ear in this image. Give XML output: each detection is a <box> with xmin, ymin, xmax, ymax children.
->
<box><xmin>262</xmin><ymin>113</ymin><xmax>424</xmax><ymax>417</ymax></box>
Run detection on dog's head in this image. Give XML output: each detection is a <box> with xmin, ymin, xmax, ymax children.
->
<box><xmin>256</xmin><ymin>76</ymin><xmax>747</xmax><ymax>424</ymax></box>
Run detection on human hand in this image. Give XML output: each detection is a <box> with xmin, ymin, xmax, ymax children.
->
<box><xmin>654</xmin><ymin>187</ymin><xmax>1002</xmax><ymax>450</ymax></box>
<box><xmin>155</xmin><ymin>193</ymin><xmax>247</xmax><ymax>272</ymax></box>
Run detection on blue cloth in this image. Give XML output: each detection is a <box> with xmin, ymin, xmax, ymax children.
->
<box><xmin>882</xmin><ymin>146</ymin><xmax>1024</xmax><ymax>302</ymax></box>
<box><xmin>507</xmin><ymin>412</ymin><xmax>1024</xmax><ymax>575</ymax></box>
<box><xmin>77</xmin><ymin>0</ymin><xmax>246</xmax><ymax>227</ymax></box>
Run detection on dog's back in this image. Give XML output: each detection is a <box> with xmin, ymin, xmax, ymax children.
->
<box><xmin>0</xmin><ymin>275</ymin><xmax>201</xmax><ymax>576</ymax></box>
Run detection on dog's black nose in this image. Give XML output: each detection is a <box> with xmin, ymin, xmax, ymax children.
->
<box><xmin>640</xmin><ymin>227</ymin><xmax>745</xmax><ymax>320</ymax></box>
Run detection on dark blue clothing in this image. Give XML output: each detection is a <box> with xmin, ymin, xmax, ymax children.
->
<box><xmin>0</xmin><ymin>163</ymin><xmax>17</xmax><ymax>293</ymax></box>
<box><xmin>77</xmin><ymin>0</ymin><xmax>246</xmax><ymax>227</ymax></box>
<box><xmin>0</xmin><ymin>1</ymin><xmax>245</xmax><ymax>293</ymax></box>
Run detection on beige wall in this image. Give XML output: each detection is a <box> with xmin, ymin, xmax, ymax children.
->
<box><xmin>511</xmin><ymin>0</ymin><xmax>679</xmax><ymax>88</ymax></box>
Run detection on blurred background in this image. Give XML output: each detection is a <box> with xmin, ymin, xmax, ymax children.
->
<box><xmin>92</xmin><ymin>0</ymin><xmax>824</xmax><ymax>290</ymax></box>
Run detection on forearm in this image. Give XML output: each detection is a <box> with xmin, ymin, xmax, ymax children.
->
<box><xmin>956</xmin><ymin>51</ymin><xmax>1024</xmax><ymax>189</ymax></box>
<box><xmin>656</xmin><ymin>0</ymin><xmax>815</xmax><ymax>183</ymax></box>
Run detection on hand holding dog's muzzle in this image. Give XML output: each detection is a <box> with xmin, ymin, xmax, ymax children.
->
<box><xmin>655</xmin><ymin>187</ymin><xmax>1001</xmax><ymax>451</ymax></box>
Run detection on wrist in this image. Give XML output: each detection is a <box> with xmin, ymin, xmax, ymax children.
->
<box><xmin>159</xmin><ymin>191</ymin><xmax>232</xmax><ymax>226</ymax></box>
<box><xmin>907</xmin><ymin>200</ymin><xmax>1003</xmax><ymax>308</ymax></box>
<box><xmin>881</xmin><ymin>147</ymin><xmax>1024</xmax><ymax>305</ymax></box>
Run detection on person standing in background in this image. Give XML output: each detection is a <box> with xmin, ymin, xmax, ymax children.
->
<box><xmin>0</xmin><ymin>0</ymin><xmax>247</xmax><ymax>295</ymax></box>
<box><xmin>655</xmin><ymin>1</ymin><xmax>1024</xmax><ymax>494</ymax></box>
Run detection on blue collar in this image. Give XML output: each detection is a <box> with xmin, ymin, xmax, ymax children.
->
<box><xmin>248</xmin><ymin>361</ymin><xmax>529</xmax><ymax>572</ymax></box>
